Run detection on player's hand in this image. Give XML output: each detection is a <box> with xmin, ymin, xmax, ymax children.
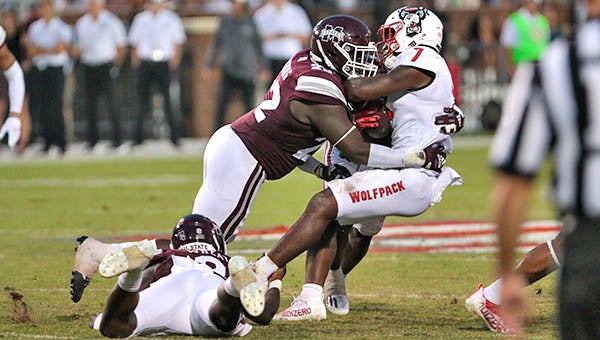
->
<box><xmin>354</xmin><ymin>108</ymin><xmax>381</xmax><ymax>129</ymax></box>
<box><xmin>422</xmin><ymin>143</ymin><xmax>446</xmax><ymax>172</ymax></box>
<box><xmin>268</xmin><ymin>265</ymin><xmax>287</xmax><ymax>283</ymax></box>
<box><xmin>314</xmin><ymin>164</ymin><xmax>352</xmax><ymax>181</ymax></box>
<box><xmin>435</xmin><ymin>104</ymin><xmax>464</xmax><ymax>134</ymax></box>
<box><xmin>0</xmin><ymin>116</ymin><xmax>22</xmax><ymax>149</ymax></box>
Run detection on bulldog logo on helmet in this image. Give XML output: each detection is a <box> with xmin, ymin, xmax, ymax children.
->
<box><xmin>398</xmin><ymin>7</ymin><xmax>428</xmax><ymax>37</ymax></box>
<box><xmin>319</xmin><ymin>25</ymin><xmax>345</xmax><ymax>43</ymax></box>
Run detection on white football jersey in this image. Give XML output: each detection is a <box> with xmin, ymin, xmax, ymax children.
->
<box><xmin>389</xmin><ymin>46</ymin><xmax>454</xmax><ymax>154</ymax></box>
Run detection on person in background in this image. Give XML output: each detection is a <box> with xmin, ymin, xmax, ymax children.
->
<box><xmin>26</xmin><ymin>0</ymin><xmax>71</xmax><ymax>155</ymax></box>
<box><xmin>73</xmin><ymin>0</ymin><xmax>126</xmax><ymax>152</ymax></box>
<box><xmin>499</xmin><ymin>0</ymin><xmax>550</xmax><ymax>77</ymax></box>
<box><xmin>203</xmin><ymin>0</ymin><xmax>266</xmax><ymax>133</ymax></box>
<box><xmin>129</xmin><ymin>0</ymin><xmax>186</xmax><ymax>147</ymax></box>
<box><xmin>253</xmin><ymin>0</ymin><xmax>312</xmax><ymax>83</ymax></box>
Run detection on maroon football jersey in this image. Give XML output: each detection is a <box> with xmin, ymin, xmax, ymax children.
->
<box><xmin>231</xmin><ymin>49</ymin><xmax>348</xmax><ymax>180</ymax></box>
<box><xmin>149</xmin><ymin>249</ymin><xmax>230</xmax><ymax>283</ymax></box>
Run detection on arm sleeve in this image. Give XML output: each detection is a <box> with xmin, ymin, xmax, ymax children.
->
<box><xmin>4</xmin><ymin>61</ymin><xmax>25</xmax><ymax>114</ymax></box>
<box><xmin>367</xmin><ymin>144</ymin><xmax>409</xmax><ymax>168</ymax></box>
<box><xmin>297</xmin><ymin>156</ymin><xmax>321</xmax><ymax>174</ymax></box>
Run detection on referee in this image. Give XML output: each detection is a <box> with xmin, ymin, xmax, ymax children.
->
<box><xmin>489</xmin><ymin>1</ymin><xmax>600</xmax><ymax>337</ymax></box>
<box><xmin>129</xmin><ymin>0</ymin><xmax>186</xmax><ymax>146</ymax></box>
<box><xmin>74</xmin><ymin>0</ymin><xmax>126</xmax><ymax>150</ymax></box>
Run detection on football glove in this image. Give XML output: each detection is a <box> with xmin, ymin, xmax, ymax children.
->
<box><xmin>435</xmin><ymin>104</ymin><xmax>464</xmax><ymax>134</ymax></box>
<box><xmin>314</xmin><ymin>164</ymin><xmax>352</xmax><ymax>181</ymax></box>
<box><xmin>0</xmin><ymin>116</ymin><xmax>21</xmax><ymax>148</ymax></box>
<box><xmin>422</xmin><ymin>143</ymin><xmax>446</xmax><ymax>172</ymax></box>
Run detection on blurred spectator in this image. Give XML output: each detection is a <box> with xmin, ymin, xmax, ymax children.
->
<box><xmin>203</xmin><ymin>0</ymin><xmax>266</xmax><ymax>133</ymax></box>
<box><xmin>468</xmin><ymin>12</ymin><xmax>497</xmax><ymax>70</ymax></box>
<box><xmin>542</xmin><ymin>3</ymin><xmax>566</xmax><ymax>41</ymax></box>
<box><xmin>499</xmin><ymin>0</ymin><xmax>550</xmax><ymax>77</ymax></box>
<box><xmin>253</xmin><ymin>0</ymin><xmax>312</xmax><ymax>83</ymax></box>
<box><xmin>129</xmin><ymin>0</ymin><xmax>186</xmax><ymax>146</ymax></box>
<box><xmin>73</xmin><ymin>0</ymin><xmax>126</xmax><ymax>151</ymax></box>
<box><xmin>26</xmin><ymin>0</ymin><xmax>71</xmax><ymax>155</ymax></box>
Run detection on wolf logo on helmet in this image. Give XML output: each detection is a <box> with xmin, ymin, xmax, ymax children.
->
<box><xmin>398</xmin><ymin>7</ymin><xmax>428</xmax><ymax>36</ymax></box>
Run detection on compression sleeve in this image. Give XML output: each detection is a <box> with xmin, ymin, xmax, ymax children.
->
<box><xmin>4</xmin><ymin>61</ymin><xmax>25</xmax><ymax>114</ymax></box>
<box><xmin>366</xmin><ymin>144</ymin><xmax>425</xmax><ymax>169</ymax></box>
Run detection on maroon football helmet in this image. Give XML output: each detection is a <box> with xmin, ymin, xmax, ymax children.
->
<box><xmin>171</xmin><ymin>214</ymin><xmax>226</xmax><ymax>254</ymax></box>
<box><xmin>310</xmin><ymin>14</ymin><xmax>379</xmax><ymax>79</ymax></box>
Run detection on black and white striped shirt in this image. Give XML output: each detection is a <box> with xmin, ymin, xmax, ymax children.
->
<box><xmin>490</xmin><ymin>19</ymin><xmax>600</xmax><ymax>218</ymax></box>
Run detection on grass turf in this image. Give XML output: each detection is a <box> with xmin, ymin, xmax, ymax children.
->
<box><xmin>0</xmin><ymin>143</ymin><xmax>558</xmax><ymax>339</ymax></box>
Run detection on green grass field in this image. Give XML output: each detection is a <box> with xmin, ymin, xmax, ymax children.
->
<box><xmin>0</xmin><ymin>141</ymin><xmax>559</xmax><ymax>339</ymax></box>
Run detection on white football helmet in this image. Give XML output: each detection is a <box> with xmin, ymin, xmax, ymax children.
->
<box><xmin>377</xmin><ymin>6</ymin><xmax>443</xmax><ymax>70</ymax></box>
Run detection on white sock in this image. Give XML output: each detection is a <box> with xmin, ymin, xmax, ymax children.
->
<box><xmin>254</xmin><ymin>255</ymin><xmax>279</xmax><ymax>281</ymax></box>
<box><xmin>300</xmin><ymin>283</ymin><xmax>323</xmax><ymax>300</ymax></box>
<box><xmin>483</xmin><ymin>279</ymin><xmax>502</xmax><ymax>305</ymax></box>
<box><xmin>224</xmin><ymin>277</ymin><xmax>239</xmax><ymax>297</ymax></box>
<box><xmin>111</xmin><ymin>241</ymin><xmax>136</xmax><ymax>252</ymax></box>
<box><xmin>117</xmin><ymin>268</ymin><xmax>143</xmax><ymax>293</ymax></box>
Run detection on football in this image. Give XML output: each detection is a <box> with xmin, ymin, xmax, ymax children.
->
<box><xmin>353</xmin><ymin>99</ymin><xmax>392</xmax><ymax>139</ymax></box>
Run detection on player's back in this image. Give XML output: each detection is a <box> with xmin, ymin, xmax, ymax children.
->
<box><xmin>389</xmin><ymin>46</ymin><xmax>454</xmax><ymax>153</ymax></box>
<box><xmin>231</xmin><ymin>49</ymin><xmax>348</xmax><ymax>180</ymax></box>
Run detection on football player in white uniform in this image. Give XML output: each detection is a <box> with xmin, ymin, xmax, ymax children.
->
<box><xmin>239</xmin><ymin>6</ymin><xmax>464</xmax><ymax>320</ymax></box>
<box><xmin>0</xmin><ymin>25</ymin><xmax>26</xmax><ymax>149</ymax></box>
<box><xmin>78</xmin><ymin>214</ymin><xmax>285</xmax><ymax>338</ymax></box>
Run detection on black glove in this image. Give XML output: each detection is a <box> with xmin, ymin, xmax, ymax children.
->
<box><xmin>422</xmin><ymin>143</ymin><xmax>446</xmax><ymax>172</ymax></box>
<box><xmin>435</xmin><ymin>104</ymin><xmax>465</xmax><ymax>134</ymax></box>
<box><xmin>314</xmin><ymin>164</ymin><xmax>352</xmax><ymax>181</ymax></box>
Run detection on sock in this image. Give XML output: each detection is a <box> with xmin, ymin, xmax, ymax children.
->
<box><xmin>111</xmin><ymin>241</ymin><xmax>136</xmax><ymax>252</ymax></box>
<box><xmin>254</xmin><ymin>255</ymin><xmax>279</xmax><ymax>281</ymax></box>
<box><xmin>224</xmin><ymin>277</ymin><xmax>239</xmax><ymax>297</ymax></box>
<box><xmin>117</xmin><ymin>268</ymin><xmax>143</xmax><ymax>293</ymax></box>
<box><xmin>300</xmin><ymin>283</ymin><xmax>323</xmax><ymax>300</ymax></box>
<box><xmin>483</xmin><ymin>279</ymin><xmax>502</xmax><ymax>305</ymax></box>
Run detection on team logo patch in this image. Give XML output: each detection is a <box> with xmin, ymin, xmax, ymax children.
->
<box><xmin>398</xmin><ymin>7</ymin><xmax>428</xmax><ymax>37</ymax></box>
<box><xmin>319</xmin><ymin>25</ymin><xmax>345</xmax><ymax>43</ymax></box>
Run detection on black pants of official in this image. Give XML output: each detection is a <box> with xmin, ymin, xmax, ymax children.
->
<box><xmin>214</xmin><ymin>71</ymin><xmax>255</xmax><ymax>132</ymax></box>
<box><xmin>135</xmin><ymin>61</ymin><xmax>179</xmax><ymax>145</ymax></box>
<box><xmin>30</xmin><ymin>65</ymin><xmax>66</xmax><ymax>153</ymax></box>
<box><xmin>83</xmin><ymin>63</ymin><xmax>121</xmax><ymax>148</ymax></box>
<box><xmin>559</xmin><ymin>218</ymin><xmax>600</xmax><ymax>339</ymax></box>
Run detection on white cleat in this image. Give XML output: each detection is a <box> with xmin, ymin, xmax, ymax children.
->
<box><xmin>71</xmin><ymin>236</ymin><xmax>112</xmax><ymax>302</ymax></box>
<box><xmin>465</xmin><ymin>284</ymin><xmax>507</xmax><ymax>333</ymax></box>
<box><xmin>228</xmin><ymin>256</ymin><xmax>266</xmax><ymax>317</ymax></box>
<box><xmin>98</xmin><ymin>240</ymin><xmax>156</xmax><ymax>278</ymax></box>
<box><xmin>325</xmin><ymin>269</ymin><xmax>349</xmax><ymax>315</ymax></box>
<box><xmin>273</xmin><ymin>296</ymin><xmax>327</xmax><ymax>321</ymax></box>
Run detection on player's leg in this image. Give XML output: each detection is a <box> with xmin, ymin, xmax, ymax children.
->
<box><xmin>71</xmin><ymin>237</ymin><xmax>167</xmax><ymax>303</ymax></box>
<box><xmin>273</xmin><ymin>221</ymin><xmax>337</xmax><ymax>321</ymax></box>
<box><xmin>465</xmin><ymin>231</ymin><xmax>564</xmax><ymax>333</ymax></box>
<box><xmin>192</xmin><ymin>125</ymin><xmax>266</xmax><ymax>243</ymax></box>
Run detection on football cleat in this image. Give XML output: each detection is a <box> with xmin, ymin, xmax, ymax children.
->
<box><xmin>325</xmin><ymin>269</ymin><xmax>349</xmax><ymax>315</ymax></box>
<box><xmin>71</xmin><ymin>236</ymin><xmax>112</xmax><ymax>302</ymax></box>
<box><xmin>98</xmin><ymin>240</ymin><xmax>156</xmax><ymax>278</ymax></box>
<box><xmin>465</xmin><ymin>284</ymin><xmax>507</xmax><ymax>333</ymax></box>
<box><xmin>273</xmin><ymin>295</ymin><xmax>327</xmax><ymax>321</ymax></box>
<box><xmin>228</xmin><ymin>256</ymin><xmax>266</xmax><ymax>317</ymax></box>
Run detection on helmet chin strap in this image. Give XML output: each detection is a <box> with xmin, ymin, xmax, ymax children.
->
<box><xmin>316</xmin><ymin>40</ymin><xmax>340</xmax><ymax>74</ymax></box>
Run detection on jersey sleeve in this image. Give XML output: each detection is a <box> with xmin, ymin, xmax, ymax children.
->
<box><xmin>291</xmin><ymin>71</ymin><xmax>347</xmax><ymax>107</ymax></box>
<box><xmin>489</xmin><ymin>63</ymin><xmax>552</xmax><ymax>177</ymax></box>
<box><xmin>395</xmin><ymin>46</ymin><xmax>440</xmax><ymax>76</ymax></box>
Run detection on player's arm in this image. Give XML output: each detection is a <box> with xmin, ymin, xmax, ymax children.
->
<box><xmin>0</xmin><ymin>41</ymin><xmax>25</xmax><ymax>148</ymax></box>
<box><xmin>245</xmin><ymin>267</ymin><xmax>286</xmax><ymax>325</ymax></box>
<box><xmin>292</xmin><ymin>100</ymin><xmax>442</xmax><ymax>170</ymax></box>
<box><xmin>297</xmin><ymin>156</ymin><xmax>351</xmax><ymax>181</ymax></box>
<box><xmin>344</xmin><ymin>66</ymin><xmax>433</xmax><ymax>102</ymax></box>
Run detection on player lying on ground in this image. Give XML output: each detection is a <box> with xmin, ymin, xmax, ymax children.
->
<box><xmin>234</xmin><ymin>6</ymin><xmax>464</xmax><ymax>320</ymax></box>
<box><xmin>272</xmin><ymin>6</ymin><xmax>464</xmax><ymax>321</ymax></box>
<box><xmin>465</xmin><ymin>230</ymin><xmax>564</xmax><ymax>333</ymax></box>
<box><xmin>74</xmin><ymin>214</ymin><xmax>284</xmax><ymax>337</ymax></box>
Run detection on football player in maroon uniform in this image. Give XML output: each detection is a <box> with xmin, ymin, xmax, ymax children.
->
<box><xmin>79</xmin><ymin>214</ymin><xmax>284</xmax><ymax>338</ymax></box>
